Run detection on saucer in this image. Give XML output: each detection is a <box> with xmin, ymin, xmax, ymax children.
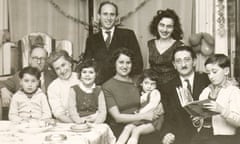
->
<box><xmin>70</xmin><ymin>124</ymin><xmax>91</xmax><ymax>132</ymax></box>
<box><xmin>17</xmin><ymin>124</ymin><xmax>52</xmax><ymax>133</ymax></box>
<box><xmin>45</xmin><ymin>134</ymin><xmax>67</xmax><ymax>141</ymax></box>
<box><xmin>18</xmin><ymin>126</ymin><xmax>52</xmax><ymax>133</ymax></box>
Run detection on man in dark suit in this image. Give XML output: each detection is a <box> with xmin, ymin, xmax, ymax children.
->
<box><xmin>160</xmin><ymin>46</ymin><xmax>210</xmax><ymax>144</ymax></box>
<box><xmin>84</xmin><ymin>1</ymin><xmax>143</xmax><ymax>84</ymax></box>
<box><xmin>0</xmin><ymin>47</ymin><xmax>57</xmax><ymax>120</ymax></box>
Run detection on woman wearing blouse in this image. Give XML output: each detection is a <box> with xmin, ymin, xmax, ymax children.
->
<box><xmin>47</xmin><ymin>50</ymin><xmax>79</xmax><ymax>123</ymax></box>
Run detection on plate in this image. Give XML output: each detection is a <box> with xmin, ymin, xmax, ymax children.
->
<box><xmin>17</xmin><ymin>124</ymin><xmax>52</xmax><ymax>133</ymax></box>
<box><xmin>70</xmin><ymin>127</ymin><xmax>91</xmax><ymax>132</ymax></box>
<box><xmin>45</xmin><ymin>134</ymin><xmax>67</xmax><ymax>142</ymax></box>
<box><xmin>70</xmin><ymin>124</ymin><xmax>91</xmax><ymax>132</ymax></box>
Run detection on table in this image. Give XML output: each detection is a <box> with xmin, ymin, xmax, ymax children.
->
<box><xmin>0</xmin><ymin>121</ymin><xmax>116</xmax><ymax>144</ymax></box>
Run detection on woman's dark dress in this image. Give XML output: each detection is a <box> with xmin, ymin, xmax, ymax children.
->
<box><xmin>148</xmin><ymin>39</ymin><xmax>183</xmax><ymax>85</ymax></box>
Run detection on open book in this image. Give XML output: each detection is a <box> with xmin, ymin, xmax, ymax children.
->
<box><xmin>176</xmin><ymin>87</ymin><xmax>219</xmax><ymax>118</ymax></box>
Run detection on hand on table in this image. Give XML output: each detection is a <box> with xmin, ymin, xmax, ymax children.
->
<box><xmin>43</xmin><ymin>118</ymin><xmax>56</xmax><ymax>126</ymax></box>
<box><xmin>76</xmin><ymin>118</ymin><xmax>87</xmax><ymax>124</ymax></box>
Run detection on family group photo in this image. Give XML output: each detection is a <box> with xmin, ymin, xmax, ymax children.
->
<box><xmin>0</xmin><ymin>0</ymin><xmax>240</xmax><ymax>144</ymax></box>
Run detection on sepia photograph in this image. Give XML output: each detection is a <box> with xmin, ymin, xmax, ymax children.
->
<box><xmin>0</xmin><ymin>0</ymin><xmax>240</xmax><ymax>144</ymax></box>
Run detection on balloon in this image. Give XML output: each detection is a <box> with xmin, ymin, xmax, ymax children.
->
<box><xmin>200</xmin><ymin>39</ymin><xmax>214</xmax><ymax>56</ymax></box>
<box><xmin>189</xmin><ymin>33</ymin><xmax>202</xmax><ymax>46</ymax></box>
<box><xmin>192</xmin><ymin>45</ymin><xmax>201</xmax><ymax>53</ymax></box>
<box><xmin>202</xmin><ymin>32</ymin><xmax>214</xmax><ymax>46</ymax></box>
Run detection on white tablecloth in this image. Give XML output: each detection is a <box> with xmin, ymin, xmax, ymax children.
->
<box><xmin>0</xmin><ymin>121</ymin><xmax>116</xmax><ymax>144</ymax></box>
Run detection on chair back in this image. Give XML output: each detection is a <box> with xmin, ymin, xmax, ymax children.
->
<box><xmin>0</xmin><ymin>42</ymin><xmax>18</xmax><ymax>76</ymax></box>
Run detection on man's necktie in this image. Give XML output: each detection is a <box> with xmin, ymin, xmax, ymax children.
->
<box><xmin>185</xmin><ymin>79</ymin><xmax>192</xmax><ymax>94</ymax></box>
<box><xmin>40</xmin><ymin>72</ymin><xmax>46</xmax><ymax>93</ymax></box>
<box><xmin>105</xmin><ymin>31</ymin><xmax>111</xmax><ymax>48</ymax></box>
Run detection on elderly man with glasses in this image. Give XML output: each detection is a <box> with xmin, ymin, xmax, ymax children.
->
<box><xmin>0</xmin><ymin>47</ymin><xmax>57</xmax><ymax>120</ymax></box>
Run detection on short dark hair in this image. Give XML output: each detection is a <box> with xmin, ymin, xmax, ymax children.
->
<box><xmin>47</xmin><ymin>50</ymin><xmax>73</xmax><ymax>67</ymax></box>
<box><xmin>205</xmin><ymin>54</ymin><xmax>230</xmax><ymax>68</ymax></box>
<box><xmin>76</xmin><ymin>58</ymin><xmax>99</xmax><ymax>79</ymax></box>
<box><xmin>111</xmin><ymin>47</ymin><xmax>135</xmax><ymax>76</ymax></box>
<box><xmin>136</xmin><ymin>69</ymin><xmax>159</xmax><ymax>91</ymax></box>
<box><xmin>98</xmin><ymin>1</ymin><xmax>119</xmax><ymax>16</ymax></box>
<box><xmin>172</xmin><ymin>45</ymin><xmax>196</xmax><ymax>61</ymax></box>
<box><xmin>149</xmin><ymin>9</ymin><xmax>183</xmax><ymax>40</ymax></box>
<box><xmin>19</xmin><ymin>66</ymin><xmax>41</xmax><ymax>80</ymax></box>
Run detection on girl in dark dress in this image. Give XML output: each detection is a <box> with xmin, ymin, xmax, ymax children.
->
<box><xmin>68</xmin><ymin>59</ymin><xmax>106</xmax><ymax>124</ymax></box>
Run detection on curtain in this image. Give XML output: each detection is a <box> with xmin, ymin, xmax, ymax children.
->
<box><xmin>8</xmin><ymin>0</ymin><xmax>88</xmax><ymax>60</ymax></box>
<box><xmin>0</xmin><ymin>0</ymin><xmax>8</xmax><ymax>43</ymax></box>
<box><xmin>94</xmin><ymin>0</ymin><xmax>193</xmax><ymax>68</ymax></box>
<box><xmin>194</xmin><ymin>0</ymin><xmax>214</xmax><ymax>34</ymax></box>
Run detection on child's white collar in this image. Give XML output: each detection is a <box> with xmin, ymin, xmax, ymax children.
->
<box><xmin>79</xmin><ymin>81</ymin><xmax>96</xmax><ymax>93</ymax></box>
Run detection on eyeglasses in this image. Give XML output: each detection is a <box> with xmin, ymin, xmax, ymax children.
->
<box><xmin>31</xmin><ymin>56</ymin><xmax>46</xmax><ymax>62</ymax></box>
<box><xmin>174</xmin><ymin>57</ymin><xmax>192</xmax><ymax>64</ymax></box>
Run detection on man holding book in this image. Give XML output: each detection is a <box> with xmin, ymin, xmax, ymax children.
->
<box><xmin>160</xmin><ymin>46</ymin><xmax>210</xmax><ymax>144</ymax></box>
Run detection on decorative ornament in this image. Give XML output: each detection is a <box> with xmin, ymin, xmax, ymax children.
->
<box><xmin>216</xmin><ymin>0</ymin><xmax>226</xmax><ymax>37</ymax></box>
<box><xmin>47</xmin><ymin>0</ymin><xmax>152</xmax><ymax>32</ymax></box>
<box><xmin>47</xmin><ymin>0</ymin><xmax>89</xmax><ymax>28</ymax></box>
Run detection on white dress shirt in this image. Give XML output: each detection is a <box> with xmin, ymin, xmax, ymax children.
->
<box><xmin>102</xmin><ymin>27</ymin><xmax>115</xmax><ymax>42</ymax></box>
<box><xmin>180</xmin><ymin>72</ymin><xmax>195</xmax><ymax>92</ymax></box>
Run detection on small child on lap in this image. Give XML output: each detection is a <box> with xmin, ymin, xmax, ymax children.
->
<box><xmin>117</xmin><ymin>69</ymin><xmax>164</xmax><ymax>144</ymax></box>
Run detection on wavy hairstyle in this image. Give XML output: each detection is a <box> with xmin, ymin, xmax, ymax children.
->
<box><xmin>47</xmin><ymin>50</ymin><xmax>73</xmax><ymax>69</ymax></box>
<box><xmin>110</xmin><ymin>47</ymin><xmax>136</xmax><ymax>76</ymax></box>
<box><xmin>136</xmin><ymin>69</ymin><xmax>159</xmax><ymax>92</ymax></box>
<box><xmin>149</xmin><ymin>9</ymin><xmax>183</xmax><ymax>40</ymax></box>
<box><xmin>76</xmin><ymin>58</ymin><xmax>99</xmax><ymax>79</ymax></box>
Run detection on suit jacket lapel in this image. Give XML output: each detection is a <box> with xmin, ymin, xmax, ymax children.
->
<box><xmin>96</xmin><ymin>30</ymin><xmax>108</xmax><ymax>50</ymax></box>
<box><xmin>174</xmin><ymin>77</ymin><xmax>182</xmax><ymax>106</ymax></box>
<box><xmin>108</xmin><ymin>27</ymin><xmax>119</xmax><ymax>50</ymax></box>
<box><xmin>192</xmin><ymin>72</ymin><xmax>199</xmax><ymax>100</ymax></box>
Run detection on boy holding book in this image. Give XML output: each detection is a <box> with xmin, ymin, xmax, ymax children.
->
<box><xmin>190</xmin><ymin>54</ymin><xmax>240</xmax><ymax>144</ymax></box>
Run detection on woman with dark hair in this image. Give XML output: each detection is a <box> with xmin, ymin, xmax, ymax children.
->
<box><xmin>148</xmin><ymin>9</ymin><xmax>184</xmax><ymax>85</ymax></box>
<box><xmin>103</xmin><ymin>48</ymin><xmax>159</xmax><ymax>144</ymax></box>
